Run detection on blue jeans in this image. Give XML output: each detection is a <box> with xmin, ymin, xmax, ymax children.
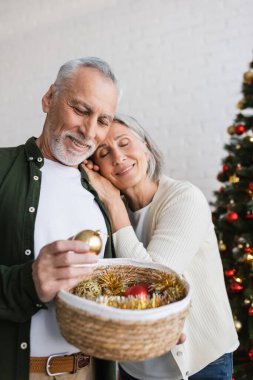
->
<box><xmin>189</xmin><ymin>353</ymin><xmax>233</xmax><ymax>380</ymax></box>
<box><xmin>118</xmin><ymin>353</ymin><xmax>233</xmax><ymax>380</ymax></box>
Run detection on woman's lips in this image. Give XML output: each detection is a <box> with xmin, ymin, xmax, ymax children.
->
<box><xmin>115</xmin><ymin>164</ymin><xmax>135</xmax><ymax>176</ymax></box>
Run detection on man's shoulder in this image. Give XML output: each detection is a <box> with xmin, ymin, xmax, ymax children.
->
<box><xmin>0</xmin><ymin>144</ymin><xmax>25</xmax><ymax>160</ymax></box>
<box><xmin>0</xmin><ymin>143</ymin><xmax>26</xmax><ymax>182</ymax></box>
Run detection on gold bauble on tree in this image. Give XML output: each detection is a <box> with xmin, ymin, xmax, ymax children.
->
<box><xmin>74</xmin><ymin>229</ymin><xmax>102</xmax><ymax>255</ymax></box>
<box><xmin>229</xmin><ymin>175</ymin><xmax>240</xmax><ymax>184</ymax></box>
<box><xmin>237</xmin><ymin>98</ymin><xmax>246</xmax><ymax>109</ymax></box>
<box><xmin>234</xmin><ymin>319</ymin><xmax>242</xmax><ymax>332</ymax></box>
<box><xmin>243</xmin><ymin>70</ymin><xmax>253</xmax><ymax>84</ymax></box>
<box><xmin>227</xmin><ymin>125</ymin><xmax>235</xmax><ymax>135</ymax></box>
<box><xmin>218</xmin><ymin>240</ymin><xmax>227</xmax><ymax>252</ymax></box>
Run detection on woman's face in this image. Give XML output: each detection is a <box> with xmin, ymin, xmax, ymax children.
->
<box><xmin>93</xmin><ymin>121</ymin><xmax>150</xmax><ymax>191</ymax></box>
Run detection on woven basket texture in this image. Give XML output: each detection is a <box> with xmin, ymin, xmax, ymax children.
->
<box><xmin>56</xmin><ymin>260</ymin><xmax>190</xmax><ymax>361</ymax></box>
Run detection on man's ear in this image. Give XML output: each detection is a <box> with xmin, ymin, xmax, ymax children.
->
<box><xmin>42</xmin><ymin>84</ymin><xmax>55</xmax><ymax>113</ymax></box>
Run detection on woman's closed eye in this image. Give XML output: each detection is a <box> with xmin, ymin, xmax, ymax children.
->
<box><xmin>99</xmin><ymin>148</ymin><xmax>110</xmax><ymax>158</ymax></box>
<box><xmin>119</xmin><ymin>138</ymin><xmax>129</xmax><ymax>147</ymax></box>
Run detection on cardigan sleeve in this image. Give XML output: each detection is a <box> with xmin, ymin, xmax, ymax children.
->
<box><xmin>113</xmin><ymin>183</ymin><xmax>213</xmax><ymax>273</ymax></box>
<box><xmin>0</xmin><ymin>261</ymin><xmax>47</xmax><ymax>322</ymax></box>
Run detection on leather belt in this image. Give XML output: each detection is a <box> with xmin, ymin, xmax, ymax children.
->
<box><xmin>30</xmin><ymin>352</ymin><xmax>90</xmax><ymax>376</ymax></box>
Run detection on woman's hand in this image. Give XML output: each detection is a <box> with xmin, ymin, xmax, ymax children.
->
<box><xmin>82</xmin><ymin>159</ymin><xmax>100</xmax><ymax>172</ymax></box>
<box><xmin>82</xmin><ymin>160</ymin><xmax>131</xmax><ymax>233</ymax></box>
<box><xmin>82</xmin><ymin>160</ymin><xmax>121</xmax><ymax>206</ymax></box>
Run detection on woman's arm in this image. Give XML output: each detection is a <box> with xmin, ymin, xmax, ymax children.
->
<box><xmin>113</xmin><ymin>183</ymin><xmax>212</xmax><ymax>273</ymax></box>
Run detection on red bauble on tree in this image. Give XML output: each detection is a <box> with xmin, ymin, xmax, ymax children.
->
<box><xmin>248</xmin><ymin>348</ymin><xmax>253</xmax><ymax>361</ymax></box>
<box><xmin>248</xmin><ymin>306</ymin><xmax>253</xmax><ymax>316</ymax></box>
<box><xmin>223</xmin><ymin>164</ymin><xmax>229</xmax><ymax>172</ymax></box>
<box><xmin>230</xmin><ymin>282</ymin><xmax>244</xmax><ymax>292</ymax></box>
<box><xmin>245</xmin><ymin>211</ymin><xmax>253</xmax><ymax>219</ymax></box>
<box><xmin>234</xmin><ymin>124</ymin><xmax>246</xmax><ymax>135</ymax></box>
<box><xmin>248</xmin><ymin>182</ymin><xmax>253</xmax><ymax>191</ymax></box>
<box><xmin>226</xmin><ymin>211</ymin><xmax>239</xmax><ymax>222</ymax></box>
<box><xmin>225</xmin><ymin>269</ymin><xmax>236</xmax><ymax>278</ymax></box>
<box><xmin>124</xmin><ymin>283</ymin><xmax>149</xmax><ymax>299</ymax></box>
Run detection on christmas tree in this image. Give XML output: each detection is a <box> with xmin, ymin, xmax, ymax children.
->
<box><xmin>212</xmin><ymin>60</ymin><xmax>253</xmax><ymax>379</ymax></box>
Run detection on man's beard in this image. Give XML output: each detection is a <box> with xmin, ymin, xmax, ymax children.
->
<box><xmin>49</xmin><ymin>130</ymin><xmax>96</xmax><ymax>166</ymax></box>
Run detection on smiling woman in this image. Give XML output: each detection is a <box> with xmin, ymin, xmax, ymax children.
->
<box><xmin>83</xmin><ymin>114</ymin><xmax>239</xmax><ymax>380</ymax></box>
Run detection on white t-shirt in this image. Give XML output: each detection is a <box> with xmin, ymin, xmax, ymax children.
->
<box><xmin>30</xmin><ymin>159</ymin><xmax>107</xmax><ymax>356</ymax></box>
<box><xmin>120</xmin><ymin>204</ymin><xmax>182</xmax><ymax>380</ymax></box>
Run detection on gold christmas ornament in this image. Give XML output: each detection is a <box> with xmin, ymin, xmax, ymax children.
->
<box><xmin>243</xmin><ymin>70</ymin><xmax>253</xmax><ymax>84</ymax></box>
<box><xmin>74</xmin><ymin>229</ymin><xmax>102</xmax><ymax>255</ymax></box>
<box><xmin>244</xmin><ymin>136</ymin><xmax>253</xmax><ymax>143</ymax></box>
<box><xmin>234</xmin><ymin>319</ymin><xmax>242</xmax><ymax>332</ymax></box>
<box><xmin>73</xmin><ymin>280</ymin><xmax>102</xmax><ymax>299</ymax></box>
<box><xmin>234</xmin><ymin>276</ymin><xmax>243</xmax><ymax>284</ymax></box>
<box><xmin>227</xmin><ymin>125</ymin><xmax>235</xmax><ymax>135</ymax></box>
<box><xmin>246</xmin><ymin>253</ymin><xmax>253</xmax><ymax>262</ymax></box>
<box><xmin>229</xmin><ymin>175</ymin><xmax>240</xmax><ymax>184</ymax></box>
<box><xmin>237</xmin><ymin>98</ymin><xmax>246</xmax><ymax>109</ymax></box>
<box><xmin>219</xmin><ymin>240</ymin><xmax>227</xmax><ymax>252</ymax></box>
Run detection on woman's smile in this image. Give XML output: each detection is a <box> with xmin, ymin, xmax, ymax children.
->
<box><xmin>114</xmin><ymin>163</ymin><xmax>135</xmax><ymax>176</ymax></box>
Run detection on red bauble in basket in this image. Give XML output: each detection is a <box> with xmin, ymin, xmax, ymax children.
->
<box><xmin>124</xmin><ymin>283</ymin><xmax>149</xmax><ymax>298</ymax></box>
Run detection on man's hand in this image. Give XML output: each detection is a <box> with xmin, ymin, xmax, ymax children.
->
<box><xmin>32</xmin><ymin>239</ymin><xmax>98</xmax><ymax>303</ymax></box>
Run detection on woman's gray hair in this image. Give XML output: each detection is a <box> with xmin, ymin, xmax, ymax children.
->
<box><xmin>113</xmin><ymin>114</ymin><xmax>164</xmax><ymax>181</ymax></box>
<box><xmin>54</xmin><ymin>57</ymin><xmax>118</xmax><ymax>94</ymax></box>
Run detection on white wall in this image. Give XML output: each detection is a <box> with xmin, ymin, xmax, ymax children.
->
<box><xmin>1</xmin><ymin>0</ymin><xmax>253</xmax><ymax>200</ymax></box>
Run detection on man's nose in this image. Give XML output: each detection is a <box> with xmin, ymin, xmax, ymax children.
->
<box><xmin>81</xmin><ymin>117</ymin><xmax>97</xmax><ymax>139</ymax></box>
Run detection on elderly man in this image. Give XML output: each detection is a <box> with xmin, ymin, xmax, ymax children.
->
<box><xmin>0</xmin><ymin>57</ymin><xmax>118</xmax><ymax>380</ymax></box>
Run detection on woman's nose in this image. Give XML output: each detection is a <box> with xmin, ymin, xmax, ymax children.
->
<box><xmin>112</xmin><ymin>150</ymin><xmax>126</xmax><ymax>165</ymax></box>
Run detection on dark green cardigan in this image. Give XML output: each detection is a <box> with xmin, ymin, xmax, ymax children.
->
<box><xmin>0</xmin><ymin>137</ymin><xmax>116</xmax><ymax>380</ymax></box>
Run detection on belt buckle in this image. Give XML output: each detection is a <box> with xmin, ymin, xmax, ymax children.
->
<box><xmin>46</xmin><ymin>352</ymin><xmax>68</xmax><ymax>376</ymax></box>
<box><xmin>73</xmin><ymin>352</ymin><xmax>90</xmax><ymax>373</ymax></box>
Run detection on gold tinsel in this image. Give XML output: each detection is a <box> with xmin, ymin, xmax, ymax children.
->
<box><xmin>148</xmin><ymin>272</ymin><xmax>186</xmax><ymax>302</ymax></box>
<box><xmin>95</xmin><ymin>294</ymin><xmax>167</xmax><ymax>310</ymax></box>
<box><xmin>97</xmin><ymin>270</ymin><xmax>126</xmax><ymax>295</ymax></box>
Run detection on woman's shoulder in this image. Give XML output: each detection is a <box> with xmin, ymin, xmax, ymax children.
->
<box><xmin>156</xmin><ymin>175</ymin><xmax>208</xmax><ymax>206</ymax></box>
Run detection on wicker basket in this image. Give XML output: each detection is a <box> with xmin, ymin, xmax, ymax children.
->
<box><xmin>55</xmin><ymin>258</ymin><xmax>191</xmax><ymax>361</ymax></box>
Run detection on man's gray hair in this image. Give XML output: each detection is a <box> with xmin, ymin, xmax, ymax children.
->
<box><xmin>54</xmin><ymin>57</ymin><xmax>118</xmax><ymax>93</ymax></box>
<box><xmin>113</xmin><ymin>114</ymin><xmax>164</xmax><ymax>181</ymax></box>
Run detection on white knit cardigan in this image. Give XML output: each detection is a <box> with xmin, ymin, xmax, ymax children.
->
<box><xmin>113</xmin><ymin>175</ymin><xmax>239</xmax><ymax>379</ymax></box>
